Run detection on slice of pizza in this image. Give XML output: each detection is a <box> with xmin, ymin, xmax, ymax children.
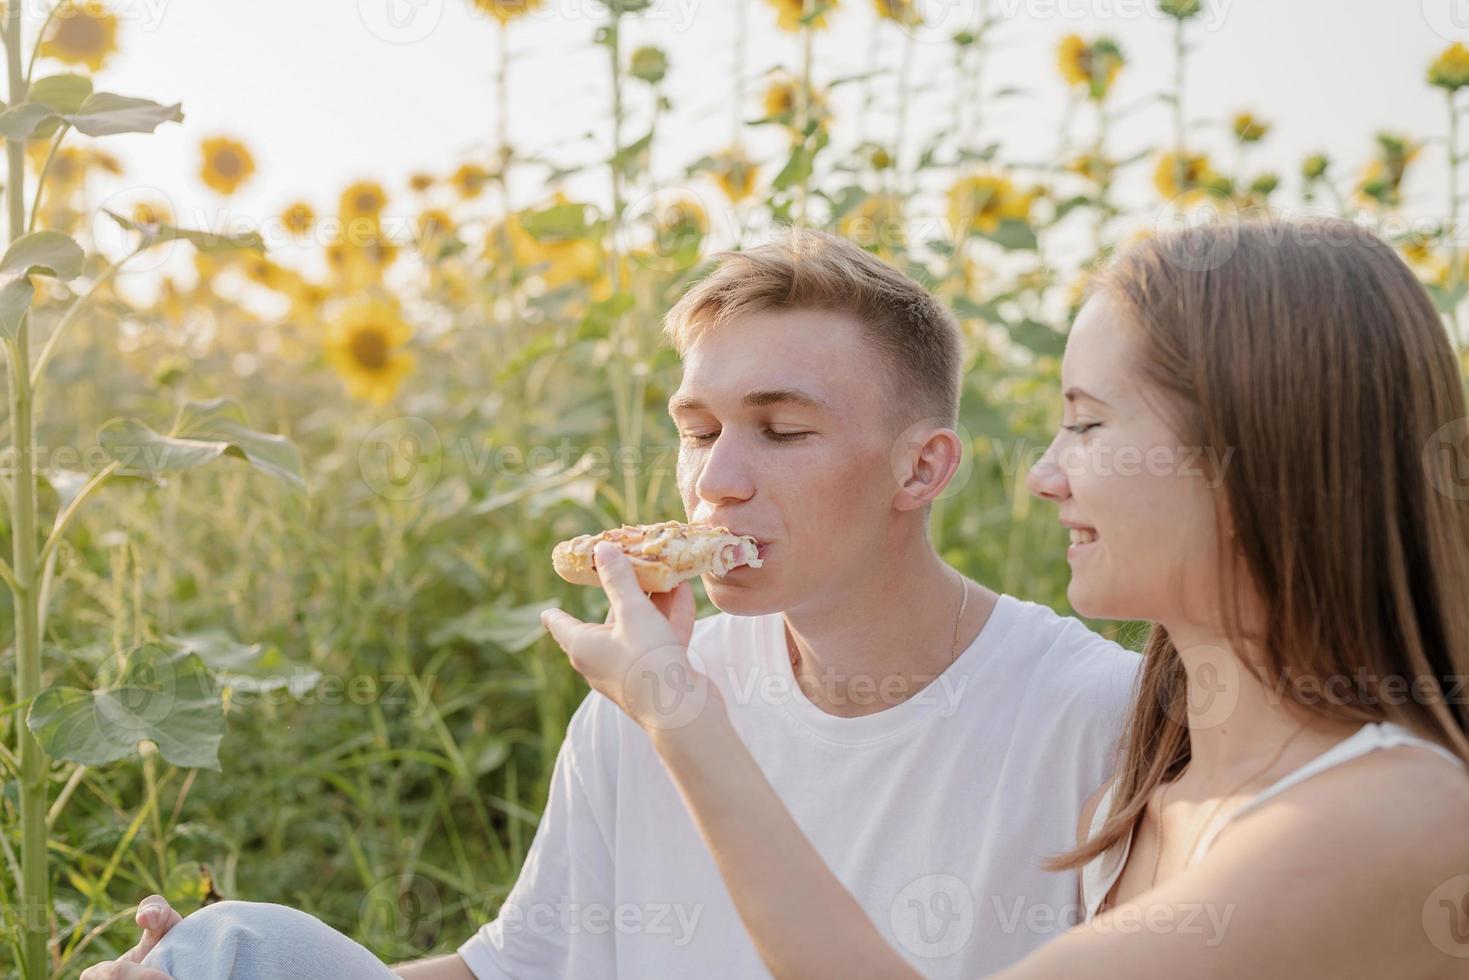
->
<box><xmin>552</xmin><ymin>520</ymin><xmax>763</xmax><ymax>593</ymax></box>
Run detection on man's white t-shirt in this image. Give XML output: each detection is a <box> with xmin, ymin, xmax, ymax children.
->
<box><xmin>458</xmin><ymin>594</ymin><xmax>1141</xmax><ymax>978</ymax></box>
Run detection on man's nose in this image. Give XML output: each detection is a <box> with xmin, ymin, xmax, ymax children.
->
<box><xmin>692</xmin><ymin>434</ymin><xmax>756</xmax><ymax>506</ymax></box>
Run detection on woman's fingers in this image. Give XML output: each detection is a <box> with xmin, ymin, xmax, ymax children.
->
<box><xmin>80</xmin><ymin>962</ymin><xmax>173</xmax><ymax>979</ymax></box>
<box><xmin>650</xmin><ymin>581</ymin><xmax>696</xmax><ymax>646</ymax></box>
<box><xmin>540</xmin><ymin>607</ymin><xmax>595</xmax><ymax>657</ymax></box>
<box><xmin>592</xmin><ymin>542</ymin><xmax>659</xmax><ymax>628</ymax></box>
<box><xmin>133</xmin><ymin>896</ymin><xmax>181</xmax><ymax>958</ymax></box>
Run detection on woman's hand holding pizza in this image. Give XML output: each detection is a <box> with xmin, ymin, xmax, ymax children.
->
<box><xmin>541</xmin><ymin>541</ymin><xmax>722</xmax><ymax>732</ymax></box>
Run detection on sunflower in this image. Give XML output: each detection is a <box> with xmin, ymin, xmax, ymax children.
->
<box><xmin>1301</xmin><ymin>153</ymin><xmax>1330</xmax><ymax>181</ymax></box>
<box><xmin>451</xmin><ymin>163</ymin><xmax>492</xmax><ymax>200</ymax></box>
<box><xmin>873</xmin><ymin>0</ymin><xmax>920</xmax><ymax>26</ymax></box>
<box><xmin>1056</xmin><ymin>35</ymin><xmax>1124</xmax><ymax>101</ymax></box>
<box><xmin>1152</xmin><ymin>151</ymin><xmax>1223</xmax><ymax>201</ymax></box>
<box><xmin>470</xmin><ymin>0</ymin><xmax>545</xmax><ymax>25</ymax></box>
<box><xmin>242</xmin><ymin>254</ymin><xmax>293</xmax><ymax>292</ymax></box>
<box><xmin>767</xmin><ymin>0</ymin><xmax>839</xmax><ymax>32</ymax></box>
<box><xmin>1231</xmin><ymin>111</ymin><xmax>1269</xmax><ymax>144</ymax></box>
<box><xmin>651</xmin><ymin>194</ymin><xmax>707</xmax><ymax>249</ymax></box>
<box><xmin>131</xmin><ymin>200</ymin><xmax>172</xmax><ymax>227</ymax></box>
<box><xmin>340</xmin><ymin>181</ymin><xmax>387</xmax><ymax>222</ymax></box>
<box><xmin>708</xmin><ymin>145</ymin><xmax>760</xmax><ymax>204</ymax></box>
<box><xmin>281</xmin><ymin>201</ymin><xmax>315</xmax><ymax>236</ymax></box>
<box><xmin>39</xmin><ymin>2</ymin><xmax>119</xmax><ymax>71</ymax></box>
<box><xmin>946</xmin><ymin>172</ymin><xmax>1035</xmax><ymax>236</ymax></box>
<box><xmin>1353</xmin><ymin>133</ymin><xmax>1420</xmax><ymax>209</ymax></box>
<box><xmin>416</xmin><ymin>208</ymin><xmax>456</xmax><ymax>245</ymax></box>
<box><xmin>486</xmin><ymin>193</ymin><xmax>603</xmax><ymax>289</ymax></box>
<box><xmin>762</xmin><ymin>77</ymin><xmax>830</xmax><ymax>136</ymax></box>
<box><xmin>325</xmin><ymin>300</ymin><xmax>415</xmax><ymax>405</ymax></box>
<box><xmin>1429</xmin><ymin>42</ymin><xmax>1469</xmax><ymax>92</ymax></box>
<box><xmin>34</xmin><ymin>145</ymin><xmax>85</xmax><ymax>191</ymax></box>
<box><xmin>199</xmin><ymin>137</ymin><xmax>256</xmax><ymax>196</ymax></box>
<box><xmin>1398</xmin><ymin>233</ymin><xmax>1446</xmax><ymax>284</ymax></box>
<box><xmin>838</xmin><ymin>193</ymin><xmax>905</xmax><ymax>257</ymax></box>
<box><xmin>1065</xmin><ymin>152</ymin><xmax>1113</xmax><ymax>185</ymax></box>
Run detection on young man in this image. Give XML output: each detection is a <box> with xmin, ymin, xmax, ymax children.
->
<box><xmin>86</xmin><ymin>230</ymin><xmax>1140</xmax><ymax>980</ymax></box>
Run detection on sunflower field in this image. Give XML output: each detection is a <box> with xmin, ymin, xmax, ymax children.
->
<box><xmin>0</xmin><ymin>0</ymin><xmax>1465</xmax><ymax>976</ymax></box>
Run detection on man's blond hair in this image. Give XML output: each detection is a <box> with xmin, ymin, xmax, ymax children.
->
<box><xmin>662</xmin><ymin>229</ymin><xmax>963</xmax><ymax>429</ymax></box>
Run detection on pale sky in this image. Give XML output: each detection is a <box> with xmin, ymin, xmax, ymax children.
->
<box><xmin>27</xmin><ymin>0</ymin><xmax>1469</xmax><ymax>284</ymax></box>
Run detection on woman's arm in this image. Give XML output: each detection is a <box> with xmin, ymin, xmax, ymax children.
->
<box><xmin>541</xmin><ymin>542</ymin><xmax>1469</xmax><ymax>980</ymax></box>
<box><xmin>541</xmin><ymin>542</ymin><xmax>919</xmax><ymax>980</ymax></box>
<box><xmin>646</xmin><ymin>691</ymin><xmax>920</xmax><ymax>980</ymax></box>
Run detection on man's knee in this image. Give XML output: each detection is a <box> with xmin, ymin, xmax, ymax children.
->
<box><xmin>140</xmin><ymin>900</ymin><xmax>395</xmax><ymax>979</ymax></box>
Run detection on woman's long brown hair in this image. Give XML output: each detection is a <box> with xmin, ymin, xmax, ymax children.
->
<box><xmin>1045</xmin><ymin>216</ymin><xmax>1469</xmax><ymax>873</ymax></box>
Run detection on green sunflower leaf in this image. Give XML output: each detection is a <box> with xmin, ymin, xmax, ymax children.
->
<box><xmin>26</xmin><ymin>645</ymin><xmax>225</xmax><ymax>771</ymax></box>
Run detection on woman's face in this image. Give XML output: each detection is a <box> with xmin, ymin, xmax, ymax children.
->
<box><xmin>1026</xmin><ymin>292</ymin><xmax>1230</xmax><ymax>626</ymax></box>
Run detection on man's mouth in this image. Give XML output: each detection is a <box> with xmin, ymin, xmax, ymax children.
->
<box><xmin>1067</xmin><ymin>527</ymin><xmax>1098</xmax><ymax>546</ymax></box>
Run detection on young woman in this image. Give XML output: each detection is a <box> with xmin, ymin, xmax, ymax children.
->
<box><xmin>541</xmin><ymin>217</ymin><xmax>1469</xmax><ymax>979</ymax></box>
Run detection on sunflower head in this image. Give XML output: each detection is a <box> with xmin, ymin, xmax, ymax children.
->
<box><xmin>471</xmin><ymin>0</ymin><xmax>545</xmax><ymax>25</ymax></box>
<box><xmin>762</xmin><ymin>77</ymin><xmax>830</xmax><ymax>136</ymax></box>
<box><xmin>838</xmin><ymin>193</ymin><xmax>906</xmax><ymax>258</ymax></box>
<box><xmin>709</xmin><ymin>145</ymin><xmax>760</xmax><ymax>204</ymax></box>
<box><xmin>1429</xmin><ymin>42</ymin><xmax>1469</xmax><ymax>92</ymax></box>
<box><xmin>1065</xmin><ymin>152</ymin><xmax>1113</xmax><ymax>185</ymax></box>
<box><xmin>767</xmin><ymin>0</ymin><xmax>840</xmax><ymax>32</ymax></box>
<box><xmin>131</xmin><ymin>200</ymin><xmax>172</xmax><ymax>227</ymax></box>
<box><xmin>872</xmin><ymin>0</ymin><xmax>920</xmax><ymax>27</ymax></box>
<box><xmin>1231</xmin><ymin>111</ymin><xmax>1270</xmax><ymax>144</ymax></box>
<box><xmin>39</xmin><ymin>1</ymin><xmax>119</xmax><ymax>72</ymax></box>
<box><xmin>946</xmin><ymin>172</ymin><xmax>1035</xmax><ymax>236</ymax></box>
<box><xmin>451</xmin><ymin>163</ymin><xmax>492</xmax><ymax>200</ymax></box>
<box><xmin>1152</xmin><ymin>151</ymin><xmax>1222</xmax><ymax>202</ymax></box>
<box><xmin>416</xmin><ymin>209</ymin><xmax>456</xmax><ymax>244</ymax></box>
<box><xmin>199</xmin><ymin>137</ymin><xmax>256</xmax><ymax>196</ymax></box>
<box><xmin>1057</xmin><ymin>35</ymin><xmax>1124</xmax><ymax>101</ymax></box>
<box><xmin>630</xmin><ymin>46</ymin><xmax>669</xmax><ymax>85</ymax></box>
<box><xmin>1157</xmin><ymin>0</ymin><xmax>1202</xmax><ymax>20</ymax></box>
<box><xmin>340</xmin><ymin>181</ymin><xmax>388</xmax><ymax>221</ymax></box>
<box><xmin>326</xmin><ymin>300</ymin><xmax>415</xmax><ymax>405</ymax></box>
<box><xmin>281</xmin><ymin>202</ymin><xmax>316</xmax><ymax>236</ymax></box>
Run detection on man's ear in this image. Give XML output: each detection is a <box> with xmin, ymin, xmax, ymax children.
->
<box><xmin>889</xmin><ymin>419</ymin><xmax>964</xmax><ymax>512</ymax></box>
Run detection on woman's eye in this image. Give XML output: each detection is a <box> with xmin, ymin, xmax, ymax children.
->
<box><xmin>682</xmin><ymin>431</ymin><xmax>719</xmax><ymax>444</ymax></box>
<box><xmin>766</xmin><ymin>430</ymin><xmax>811</xmax><ymax>443</ymax></box>
<box><xmin>1062</xmin><ymin>422</ymin><xmax>1101</xmax><ymax>436</ymax></box>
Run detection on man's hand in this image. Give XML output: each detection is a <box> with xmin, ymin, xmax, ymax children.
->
<box><xmin>541</xmin><ymin>541</ymin><xmax>719</xmax><ymax>732</ymax></box>
<box><xmin>78</xmin><ymin>895</ymin><xmax>181</xmax><ymax>980</ymax></box>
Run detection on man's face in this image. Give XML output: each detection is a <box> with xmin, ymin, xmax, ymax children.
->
<box><xmin>669</xmin><ymin>308</ymin><xmax>904</xmax><ymax>615</ymax></box>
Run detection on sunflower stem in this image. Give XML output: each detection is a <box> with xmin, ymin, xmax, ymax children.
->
<box><xmin>1448</xmin><ymin>87</ymin><xmax>1464</xmax><ymax>351</ymax></box>
<box><xmin>1172</xmin><ymin>17</ymin><xmax>1187</xmax><ymax>197</ymax></box>
<box><xmin>29</xmin><ymin>246</ymin><xmax>137</xmax><ymax>392</ymax></box>
<box><xmin>603</xmin><ymin>5</ymin><xmax>637</xmax><ymax>523</ymax></box>
<box><xmin>6</xmin><ymin>7</ymin><xmax>46</xmax><ymax>974</ymax></box>
<box><xmin>27</xmin><ymin>123</ymin><xmax>70</xmax><ymax>236</ymax></box>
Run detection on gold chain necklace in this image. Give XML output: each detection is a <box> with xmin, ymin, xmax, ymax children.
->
<box><xmin>1149</xmin><ymin>721</ymin><xmax>1309</xmax><ymax>888</ymax></box>
<box><xmin>785</xmin><ymin>567</ymin><xmax>969</xmax><ymax>672</ymax></box>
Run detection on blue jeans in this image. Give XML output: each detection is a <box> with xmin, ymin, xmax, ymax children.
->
<box><xmin>140</xmin><ymin>901</ymin><xmax>400</xmax><ymax>979</ymax></box>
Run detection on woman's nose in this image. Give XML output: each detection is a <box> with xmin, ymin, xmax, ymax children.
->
<box><xmin>1025</xmin><ymin>442</ymin><xmax>1071</xmax><ymax>503</ymax></box>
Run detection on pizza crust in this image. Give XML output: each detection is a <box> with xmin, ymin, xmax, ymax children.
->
<box><xmin>552</xmin><ymin>520</ymin><xmax>763</xmax><ymax>593</ymax></box>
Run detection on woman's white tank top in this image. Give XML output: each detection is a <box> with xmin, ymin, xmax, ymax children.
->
<box><xmin>1080</xmin><ymin>721</ymin><xmax>1465</xmax><ymax>921</ymax></box>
